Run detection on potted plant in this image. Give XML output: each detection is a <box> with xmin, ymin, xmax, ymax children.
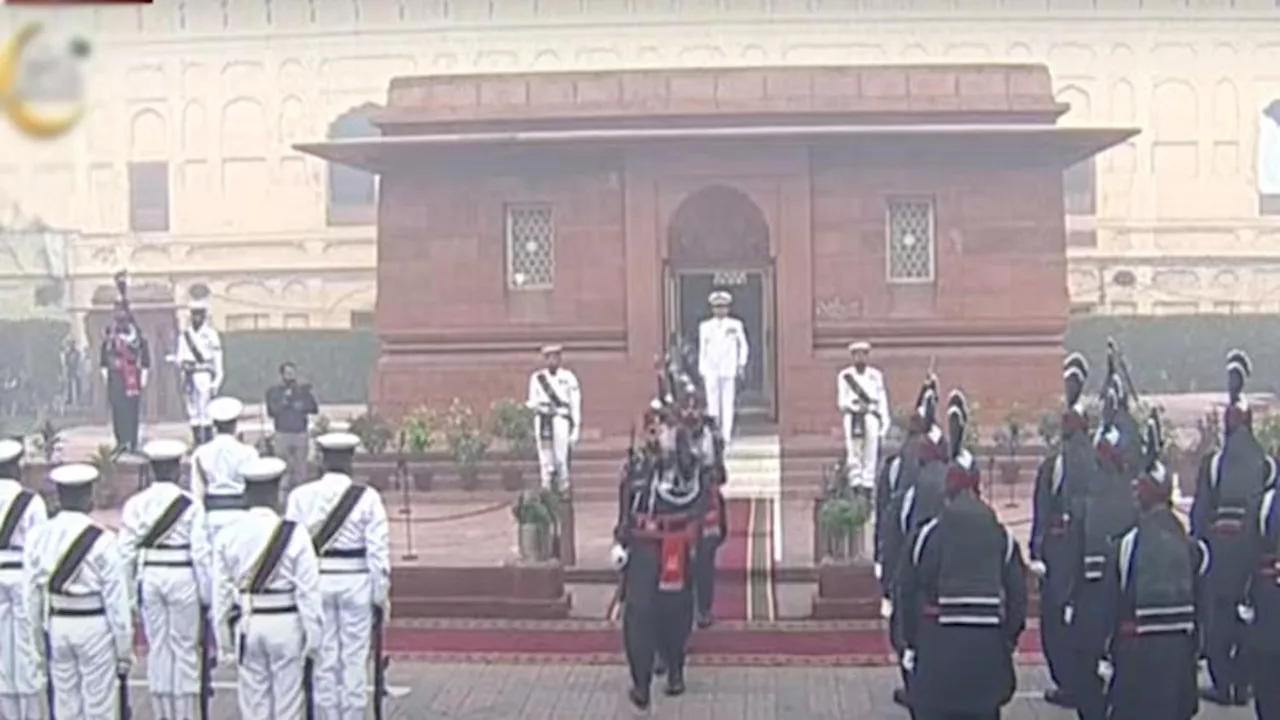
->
<box><xmin>818</xmin><ymin>492</ymin><xmax>871</xmax><ymax>562</ymax></box>
<box><xmin>443</xmin><ymin>398</ymin><xmax>490</xmax><ymax>490</ymax></box>
<box><xmin>997</xmin><ymin>409</ymin><xmax>1023</xmax><ymax>487</ymax></box>
<box><xmin>89</xmin><ymin>443</ymin><xmax>119</xmax><ymax>508</ymax></box>
<box><xmin>399</xmin><ymin>406</ymin><xmax>436</xmax><ymax>491</ymax></box>
<box><xmin>512</xmin><ymin>489</ymin><xmax>554</xmax><ymax>562</ymax></box>
<box><xmin>488</xmin><ymin>399</ymin><xmax>536</xmax><ymax>491</ymax></box>
<box><xmin>350</xmin><ymin>411</ymin><xmax>394</xmax><ymax>455</ymax></box>
<box><xmin>29</xmin><ymin>417</ymin><xmax>63</xmax><ymax>464</ymax></box>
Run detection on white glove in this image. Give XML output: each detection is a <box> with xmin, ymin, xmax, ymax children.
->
<box><xmin>873</xmin><ymin>562</ymin><xmax>883</xmax><ymax>580</ymax></box>
<box><xmin>880</xmin><ymin>597</ymin><xmax>894</xmax><ymax>619</ymax></box>
<box><xmin>1096</xmin><ymin>658</ymin><xmax>1114</xmax><ymax>683</ymax></box>
<box><xmin>900</xmin><ymin>648</ymin><xmax>916</xmax><ymax>672</ymax></box>
<box><xmin>1063</xmin><ymin>605</ymin><xmax>1075</xmax><ymax>626</ymax></box>
<box><xmin>609</xmin><ymin>543</ymin><xmax>629</xmax><ymax>570</ymax></box>
<box><xmin>1029</xmin><ymin>560</ymin><xmax>1047</xmax><ymax>578</ymax></box>
<box><xmin>1238</xmin><ymin>604</ymin><xmax>1256</xmax><ymax>624</ymax></box>
<box><xmin>115</xmin><ymin>651</ymin><xmax>134</xmax><ymax>676</ymax></box>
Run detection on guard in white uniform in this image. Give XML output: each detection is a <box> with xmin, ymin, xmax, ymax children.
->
<box><xmin>118</xmin><ymin>439</ymin><xmax>214</xmax><ymax>720</ymax></box>
<box><xmin>285</xmin><ymin>432</ymin><xmax>391</xmax><ymax>720</ymax></box>
<box><xmin>837</xmin><ymin>340</ymin><xmax>890</xmax><ymax>493</ymax></box>
<box><xmin>23</xmin><ymin>463</ymin><xmax>134</xmax><ymax>720</ymax></box>
<box><xmin>192</xmin><ymin>396</ymin><xmax>259</xmax><ymax>544</ymax></box>
<box><xmin>698</xmin><ymin>291</ymin><xmax>749</xmax><ymax>447</ymax></box>
<box><xmin>176</xmin><ymin>297</ymin><xmax>224</xmax><ymax>446</ymax></box>
<box><xmin>525</xmin><ymin>344</ymin><xmax>582</xmax><ymax>491</ymax></box>
<box><xmin>0</xmin><ymin>439</ymin><xmax>48</xmax><ymax>720</ymax></box>
<box><xmin>213</xmin><ymin>456</ymin><xmax>323</xmax><ymax>720</ymax></box>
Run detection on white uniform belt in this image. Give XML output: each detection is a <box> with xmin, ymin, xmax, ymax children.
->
<box><xmin>142</xmin><ymin>546</ymin><xmax>192</xmax><ymax>566</ymax></box>
<box><xmin>50</xmin><ymin>594</ymin><xmax>105</xmax><ymax>615</ymax></box>
<box><xmin>243</xmin><ymin>592</ymin><xmax>297</xmax><ymax>613</ymax></box>
<box><xmin>0</xmin><ymin>547</ymin><xmax>22</xmax><ymax>569</ymax></box>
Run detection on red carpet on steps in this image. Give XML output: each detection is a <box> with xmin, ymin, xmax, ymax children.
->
<box><xmin>712</xmin><ymin>498</ymin><xmax>752</xmax><ymax>621</ymax></box>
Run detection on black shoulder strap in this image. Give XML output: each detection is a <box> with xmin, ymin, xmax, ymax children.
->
<box><xmin>536</xmin><ymin>372</ymin><xmax>567</xmax><ymax>408</ymax></box>
<box><xmin>49</xmin><ymin>525</ymin><xmax>105</xmax><ymax>594</ymax></box>
<box><xmin>0</xmin><ymin>490</ymin><xmax>35</xmax><ymax>550</ymax></box>
<box><xmin>311</xmin><ymin>485</ymin><xmax>366</xmax><ymax>552</ymax></box>
<box><xmin>137</xmin><ymin>495</ymin><xmax>194</xmax><ymax>549</ymax></box>
<box><xmin>183</xmin><ymin>329</ymin><xmax>207</xmax><ymax>364</ymax></box>
<box><xmin>245</xmin><ymin>520</ymin><xmax>296</xmax><ymax>593</ymax></box>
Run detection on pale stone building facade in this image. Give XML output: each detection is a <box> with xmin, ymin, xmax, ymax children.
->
<box><xmin>0</xmin><ymin>0</ymin><xmax>1275</xmax><ymax>329</ymax></box>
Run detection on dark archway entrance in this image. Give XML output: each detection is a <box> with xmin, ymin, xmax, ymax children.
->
<box><xmin>665</xmin><ymin>185</ymin><xmax>776</xmax><ymax>420</ymax></box>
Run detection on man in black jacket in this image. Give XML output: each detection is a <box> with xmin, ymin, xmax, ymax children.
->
<box><xmin>265</xmin><ymin>361</ymin><xmax>319</xmax><ymax>491</ymax></box>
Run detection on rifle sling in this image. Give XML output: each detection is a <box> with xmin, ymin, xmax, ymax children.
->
<box><xmin>49</xmin><ymin>525</ymin><xmax>105</xmax><ymax>594</ymax></box>
<box><xmin>536</xmin><ymin>373</ymin><xmax>570</xmax><ymax>410</ymax></box>
<box><xmin>311</xmin><ymin>485</ymin><xmax>366</xmax><ymax>553</ymax></box>
<box><xmin>183</xmin><ymin>329</ymin><xmax>207</xmax><ymax>366</ymax></box>
<box><xmin>0</xmin><ymin>490</ymin><xmax>34</xmax><ymax>550</ymax></box>
<box><xmin>245</xmin><ymin>521</ymin><xmax>296</xmax><ymax>593</ymax></box>
<box><xmin>137</xmin><ymin>495</ymin><xmax>194</xmax><ymax>549</ymax></box>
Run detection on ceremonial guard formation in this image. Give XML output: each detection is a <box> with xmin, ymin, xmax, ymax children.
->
<box><xmin>894</xmin><ymin>390</ymin><xmax>1028</xmax><ymax>720</ymax></box>
<box><xmin>285</xmin><ymin>431</ymin><xmax>392</xmax><ymax>720</ymax></box>
<box><xmin>837</xmin><ymin>340</ymin><xmax>890</xmax><ymax>496</ymax></box>
<box><xmin>1192</xmin><ymin>349</ymin><xmax>1274</xmax><ymax>707</ymax></box>
<box><xmin>23</xmin><ymin>462</ymin><xmax>134</xmax><ymax>720</ymax></box>
<box><xmin>176</xmin><ymin>296</ymin><xmax>225</xmax><ymax>447</ymax></box>
<box><xmin>1099</xmin><ymin>411</ymin><xmax>1208</xmax><ymax>720</ymax></box>
<box><xmin>212</xmin><ymin>455</ymin><xmax>324</xmax><ymax>719</ymax></box>
<box><xmin>525</xmin><ymin>344</ymin><xmax>581</xmax><ymax>490</ymax></box>
<box><xmin>698</xmin><ymin>291</ymin><xmax>749</xmax><ymax>448</ymax></box>
<box><xmin>118</xmin><ymin>438</ymin><xmax>213</xmax><ymax>720</ymax></box>
<box><xmin>1241</xmin><ymin>440</ymin><xmax>1280</xmax><ymax>717</ymax></box>
<box><xmin>1029</xmin><ymin>352</ymin><xmax>1093</xmax><ymax>709</ymax></box>
<box><xmin>0</xmin><ymin>439</ymin><xmax>47</xmax><ymax>720</ymax></box>
<box><xmin>191</xmin><ymin>396</ymin><xmax>260</xmax><ymax>540</ymax></box>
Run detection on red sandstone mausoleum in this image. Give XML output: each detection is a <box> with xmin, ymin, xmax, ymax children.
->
<box><xmin>299</xmin><ymin>64</ymin><xmax>1135</xmax><ymax>440</ymax></box>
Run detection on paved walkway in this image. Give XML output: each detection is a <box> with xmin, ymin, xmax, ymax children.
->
<box><xmin>114</xmin><ymin>662</ymin><xmax>1251</xmax><ymax>719</ymax></box>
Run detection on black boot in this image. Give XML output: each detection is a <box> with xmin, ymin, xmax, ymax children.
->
<box><xmin>696</xmin><ymin>610</ymin><xmax>713</xmax><ymax>629</ymax></box>
<box><xmin>892</xmin><ymin>687</ymin><xmax>910</xmax><ymax>707</ymax></box>
<box><xmin>628</xmin><ymin>685</ymin><xmax>650</xmax><ymax>710</ymax></box>
<box><xmin>664</xmin><ymin>668</ymin><xmax>686</xmax><ymax>696</ymax></box>
<box><xmin>1201</xmin><ymin>686</ymin><xmax>1236</xmax><ymax>706</ymax></box>
<box><xmin>1043</xmin><ymin>687</ymin><xmax>1076</xmax><ymax>708</ymax></box>
<box><xmin>653</xmin><ymin>654</ymin><xmax>666</xmax><ymax>676</ymax></box>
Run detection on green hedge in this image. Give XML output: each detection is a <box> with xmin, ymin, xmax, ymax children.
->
<box><xmin>221</xmin><ymin>330</ymin><xmax>377</xmax><ymax>404</ymax></box>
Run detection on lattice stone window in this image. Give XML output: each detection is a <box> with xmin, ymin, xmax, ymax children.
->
<box><xmin>505</xmin><ymin>204</ymin><xmax>555</xmax><ymax>290</ymax></box>
<box><xmin>885</xmin><ymin>198</ymin><xmax>936</xmax><ymax>284</ymax></box>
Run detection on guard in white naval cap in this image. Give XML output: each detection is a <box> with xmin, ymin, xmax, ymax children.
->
<box><xmin>191</xmin><ymin>396</ymin><xmax>259</xmax><ymax>544</ymax></box>
<box><xmin>697</xmin><ymin>291</ymin><xmax>749</xmax><ymax>447</ymax></box>
<box><xmin>23</xmin><ymin>463</ymin><xmax>134</xmax><ymax>720</ymax></box>
<box><xmin>0</xmin><ymin>438</ymin><xmax>48</xmax><ymax>719</ymax></box>
<box><xmin>213</xmin><ymin>456</ymin><xmax>323</xmax><ymax>719</ymax></box>
<box><xmin>837</xmin><ymin>340</ymin><xmax>890</xmax><ymax>495</ymax></box>
<box><xmin>177</xmin><ymin>295</ymin><xmax>224</xmax><ymax>446</ymax></box>
<box><xmin>285</xmin><ymin>432</ymin><xmax>391</xmax><ymax>720</ymax></box>
<box><xmin>526</xmin><ymin>344</ymin><xmax>581</xmax><ymax>491</ymax></box>
<box><xmin>118</xmin><ymin>438</ymin><xmax>215</xmax><ymax>720</ymax></box>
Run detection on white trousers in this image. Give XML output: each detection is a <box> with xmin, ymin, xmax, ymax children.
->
<box><xmin>185</xmin><ymin>372</ymin><xmax>214</xmax><ymax>428</ymax></box>
<box><xmin>535</xmin><ymin>416</ymin><xmax>573</xmax><ymax>491</ymax></box>
<box><xmin>48</xmin><ymin>616</ymin><xmax>119</xmax><ymax>720</ymax></box>
<box><xmin>236</xmin><ymin>613</ymin><xmax>307</xmax><ymax>720</ymax></box>
<box><xmin>0</xmin><ymin>572</ymin><xmax>42</xmax><ymax>707</ymax></box>
<box><xmin>843</xmin><ymin>414</ymin><xmax>882</xmax><ymax>490</ymax></box>
<box><xmin>139</xmin><ymin>566</ymin><xmax>202</xmax><ymax>719</ymax></box>
<box><xmin>205</xmin><ymin>509</ymin><xmax>245</xmax><ymax>550</ymax></box>
<box><xmin>704</xmin><ymin>375</ymin><xmax>738</xmax><ymax>446</ymax></box>
<box><xmin>314</xmin><ymin>574</ymin><xmax>373</xmax><ymax>720</ymax></box>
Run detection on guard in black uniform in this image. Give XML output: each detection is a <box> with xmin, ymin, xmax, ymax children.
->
<box><xmin>877</xmin><ymin>373</ymin><xmax>944</xmax><ymax>598</ymax></box>
<box><xmin>1100</xmin><ymin>410</ymin><xmax>1208</xmax><ymax>720</ymax></box>
<box><xmin>1192</xmin><ymin>349</ymin><xmax>1273</xmax><ymax>706</ymax></box>
<box><xmin>885</xmin><ymin>374</ymin><xmax>950</xmax><ymax>710</ymax></box>
<box><xmin>1064</xmin><ymin>358</ymin><xmax>1142</xmax><ymax>720</ymax></box>
<box><xmin>1240</xmin><ymin>460</ymin><xmax>1280</xmax><ymax>718</ymax></box>
<box><xmin>1028</xmin><ymin>352</ymin><xmax>1095</xmax><ymax>709</ymax></box>
<box><xmin>896</xmin><ymin>390</ymin><xmax>1028</xmax><ymax>720</ymax></box>
<box><xmin>689</xmin><ymin>396</ymin><xmax>727</xmax><ymax>629</ymax></box>
<box><xmin>612</xmin><ymin>401</ymin><xmax>707</xmax><ymax>709</ymax></box>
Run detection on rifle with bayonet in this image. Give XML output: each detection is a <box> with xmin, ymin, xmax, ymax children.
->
<box><xmin>372</xmin><ymin>604</ymin><xmax>390</xmax><ymax>720</ymax></box>
<box><xmin>198</xmin><ymin>605</ymin><xmax>214</xmax><ymax>719</ymax></box>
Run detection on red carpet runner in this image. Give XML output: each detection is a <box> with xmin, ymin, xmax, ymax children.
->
<box><xmin>712</xmin><ymin>498</ymin><xmax>752</xmax><ymax>621</ymax></box>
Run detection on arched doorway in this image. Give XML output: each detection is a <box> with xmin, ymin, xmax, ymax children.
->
<box><xmin>665</xmin><ymin>185</ymin><xmax>776</xmax><ymax>420</ymax></box>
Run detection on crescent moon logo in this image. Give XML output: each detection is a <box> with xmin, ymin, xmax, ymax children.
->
<box><xmin>0</xmin><ymin>22</ymin><xmax>85</xmax><ymax>140</ymax></box>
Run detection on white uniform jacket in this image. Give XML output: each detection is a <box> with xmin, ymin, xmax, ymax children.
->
<box><xmin>525</xmin><ymin>368</ymin><xmax>582</xmax><ymax>444</ymax></box>
<box><xmin>175</xmin><ymin>324</ymin><xmax>223</xmax><ymax>391</ymax></box>
<box><xmin>837</xmin><ymin>364</ymin><xmax>891</xmax><ymax>439</ymax></box>
<box><xmin>191</xmin><ymin>434</ymin><xmax>259</xmax><ymax>500</ymax></box>
<box><xmin>117</xmin><ymin>482</ymin><xmax>214</xmax><ymax>604</ymax></box>
<box><xmin>698</xmin><ymin>316</ymin><xmax>749</xmax><ymax>379</ymax></box>
<box><xmin>284</xmin><ymin>473</ymin><xmax>391</xmax><ymax>603</ymax></box>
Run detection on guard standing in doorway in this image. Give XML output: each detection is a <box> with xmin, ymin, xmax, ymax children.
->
<box><xmin>177</xmin><ymin>296</ymin><xmax>224</xmax><ymax>446</ymax></box>
<box><xmin>837</xmin><ymin>340</ymin><xmax>889</xmax><ymax>497</ymax></box>
<box><xmin>526</xmin><ymin>344</ymin><xmax>581</xmax><ymax>491</ymax></box>
<box><xmin>698</xmin><ymin>291</ymin><xmax>748</xmax><ymax>448</ymax></box>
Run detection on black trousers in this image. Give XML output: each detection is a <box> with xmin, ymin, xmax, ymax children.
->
<box><xmin>1070</xmin><ymin>649</ymin><xmax>1107</xmax><ymax>720</ymax></box>
<box><xmin>623</xmin><ymin>588</ymin><xmax>694</xmax><ymax>690</ymax></box>
<box><xmin>694</xmin><ymin>537</ymin><xmax>719</xmax><ymax>617</ymax></box>
<box><xmin>110</xmin><ymin>394</ymin><xmax>140</xmax><ymax>450</ymax></box>
<box><xmin>1205</xmin><ymin>596</ymin><xmax>1248</xmax><ymax>694</ymax></box>
<box><xmin>1040</xmin><ymin>591</ymin><xmax>1073</xmax><ymax>693</ymax></box>
<box><xmin>1254</xmin><ymin>653</ymin><xmax>1280</xmax><ymax>719</ymax></box>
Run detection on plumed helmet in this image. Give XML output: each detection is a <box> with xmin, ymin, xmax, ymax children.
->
<box><xmin>1135</xmin><ymin>409</ymin><xmax>1172</xmax><ymax>505</ymax></box>
<box><xmin>912</xmin><ymin>372</ymin><xmax>941</xmax><ymax>430</ymax></box>
<box><xmin>945</xmin><ymin>389</ymin><xmax>979</xmax><ymax>491</ymax></box>
<box><xmin>1227</xmin><ymin>349</ymin><xmax>1251</xmax><ymax>401</ymax></box>
<box><xmin>1063</xmin><ymin>352</ymin><xmax>1088</xmax><ymax>407</ymax></box>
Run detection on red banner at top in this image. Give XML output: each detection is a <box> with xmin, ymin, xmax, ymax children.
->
<box><xmin>6</xmin><ymin>0</ymin><xmax>153</xmax><ymax>4</ymax></box>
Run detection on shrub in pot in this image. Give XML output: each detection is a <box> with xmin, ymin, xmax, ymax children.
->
<box><xmin>444</xmin><ymin>399</ymin><xmax>489</xmax><ymax>490</ymax></box>
<box><xmin>399</xmin><ymin>406</ymin><xmax>436</xmax><ymax>491</ymax></box>
<box><xmin>350</xmin><ymin>411</ymin><xmax>394</xmax><ymax>490</ymax></box>
<box><xmin>89</xmin><ymin>443</ymin><xmax>119</xmax><ymax>509</ymax></box>
<box><xmin>489</xmin><ymin>399</ymin><xmax>536</xmax><ymax>491</ymax></box>
<box><xmin>512</xmin><ymin>490</ymin><xmax>554</xmax><ymax>562</ymax></box>
<box><xmin>818</xmin><ymin>491</ymin><xmax>870</xmax><ymax>563</ymax></box>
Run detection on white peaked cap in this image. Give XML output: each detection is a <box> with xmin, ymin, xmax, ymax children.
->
<box><xmin>316</xmin><ymin>432</ymin><xmax>360</xmax><ymax>452</ymax></box>
<box><xmin>188</xmin><ymin>296</ymin><xmax>211</xmax><ymax>311</ymax></box>
<box><xmin>240</xmin><ymin>457</ymin><xmax>288</xmax><ymax>483</ymax></box>
<box><xmin>0</xmin><ymin>438</ymin><xmax>23</xmax><ymax>464</ymax></box>
<box><xmin>50</xmin><ymin>463</ymin><xmax>99</xmax><ymax>486</ymax></box>
<box><xmin>208</xmin><ymin>397</ymin><xmax>244</xmax><ymax>423</ymax></box>
<box><xmin>540</xmin><ymin>344</ymin><xmax>564</xmax><ymax>355</ymax></box>
<box><xmin>142</xmin><ymin>438</ymin><xmax>187</xmax><ymax>463</ymax></box>
<box><xmin>708</xmin><ymin>291</ymin><xmax>732</xmax><ymax>306</ymax></box>
<box><xmin>848</xmin><ymin>340</ymin><xmax>871</xmax><ymax>353</ymax></box>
